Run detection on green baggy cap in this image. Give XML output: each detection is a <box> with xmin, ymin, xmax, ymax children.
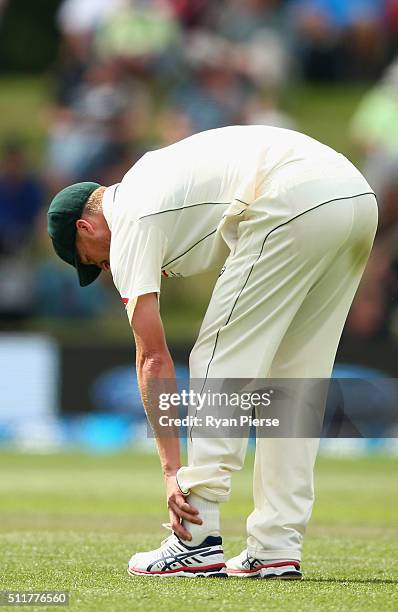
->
<box><xmin>47</xmin><ymin>182</ymin><xmax>102</xmax><ymax>287</ymax></box>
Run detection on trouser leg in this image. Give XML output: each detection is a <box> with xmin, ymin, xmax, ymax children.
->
<box><xmin>177</xmin><ymin>210</ymin><xmax>314</xmax><ymax>501</ymax></box>
<box><xmin>177</xmin><ymin>194</ymin><xmax>377</xmax><ymax>505</ymax></box>
<box><xmin>247</xmin><ymin>194</ymin><xmax>378</xmax><ymax>560</ymax></box>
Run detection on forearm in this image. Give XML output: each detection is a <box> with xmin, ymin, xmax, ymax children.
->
<box><xmin>137</xmin><ymin>353</ymin><xmax>181</xmax><ymax>477</ymax></box>
<box><xmin>131</xmin><ymin>293</ymin><xmax>198</xmax><ymax>538</ymax></box>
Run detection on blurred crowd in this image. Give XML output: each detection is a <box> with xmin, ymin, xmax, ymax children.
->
<box><xmin>1</xmin><ymin>0</ymin><xmax>398</xmax><ymax>344</ymax></box>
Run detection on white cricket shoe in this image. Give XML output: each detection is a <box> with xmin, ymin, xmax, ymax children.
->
<box><xmin>226</xmin><ymin>549</ymin><xmax>302</xmax><ymax>579</ymax></box>
<box><xmin>127</xmin><ymin>533</ymin><xmax>227</xmax><ymax>578</ymax></box>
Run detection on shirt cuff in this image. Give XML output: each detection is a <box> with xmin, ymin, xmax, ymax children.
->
<box><xmin>125</xmin><ymin>288</ymin><xmax>160</xmax><ymax>324</ymax></box>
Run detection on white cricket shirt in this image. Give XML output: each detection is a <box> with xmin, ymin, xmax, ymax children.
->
<box><xmin>102</xmin><ymin>125</ymin><xmax>371</xmax><ymax>322</ymax></box>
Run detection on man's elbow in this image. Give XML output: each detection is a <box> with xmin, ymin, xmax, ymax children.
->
<box><xmin>137</xmin><ymin>351</ymin><xmax>172</xmax><ymax>376</ymax></box>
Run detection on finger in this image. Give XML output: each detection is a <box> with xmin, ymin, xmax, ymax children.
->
<box><xmin>174</xmin><ymin>497</ymin><xmax>199</xmax><ymax>515</ymax></box>
<box><xmin>169</xmin><ymin>495</ymin><xmax>199</xmax><ymax>515</ymax></box>
<box><xmin>169</xmin><ymin>501</ymin><xmax>203</xmax><ymax>524</ymax></box>
<box><xmin>170</xmin><ymin>511</ymin><xmax>192</xmax><ymax>541</ymax></box>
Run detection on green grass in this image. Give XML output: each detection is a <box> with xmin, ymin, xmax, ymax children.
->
<box><xmin>0</xmin><ymin>451</ymin><xmax>397</xmax><ymax>611</ymax></box>
<box><xmin>283</xmin><ymin>84</ymin><xmax>368</xmax><ymax>164</ymax></box>
<box><xmin>0</xmin><ymin>76</ymin><xmax>50</xmax><ymax>157</ymax></box>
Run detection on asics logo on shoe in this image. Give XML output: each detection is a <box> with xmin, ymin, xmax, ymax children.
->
<box><xmin>128</xmin><ymin>534</ymin><xmax>227</xmax><ymax>578</ymax></box>
<box><xmin>226</xmin><ymin>549</ymin><xmax>302</xmax><ymax>579</ymax></box>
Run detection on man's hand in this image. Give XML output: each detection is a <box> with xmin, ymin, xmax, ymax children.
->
<box><xmin>165</xmin><ymin>475</ymin><xmax>202</xmax><ymax>541</ymax></box>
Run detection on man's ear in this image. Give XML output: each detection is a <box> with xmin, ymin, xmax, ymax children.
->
<box><xmin>76</xmin><ymin>219</ymin><xmax>93</xmax><ymax>233</ymax></box>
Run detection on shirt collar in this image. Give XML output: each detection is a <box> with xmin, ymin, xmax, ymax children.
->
<box><xmin>102</xmin><ymin>183</ymin><xmax>120</xmax><ymax>231</ymax></box>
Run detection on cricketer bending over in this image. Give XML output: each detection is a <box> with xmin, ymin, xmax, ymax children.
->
<box><xmin>48</xmin><ymin>126</ymin><xmax>377</xmax><ymax>579</ymax></box>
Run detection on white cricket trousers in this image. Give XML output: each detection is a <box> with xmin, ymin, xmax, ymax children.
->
<box><xmin>177</xmin><ymin>177</ymin><xmax>378</xmax><ymax>561</ymax></box>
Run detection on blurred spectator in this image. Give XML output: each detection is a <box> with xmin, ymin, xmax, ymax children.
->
<box><xmin>53</xmin><ymin>38</ymin><xmax>89</xmax><ymax>110</ymax></box>
<box><xmin>386</xmin><ymin>0</ymin><xmax>398</xmax><ymax>45</ymax></box>
<box><xmin>288</xmin><ymin>0</ymin><xmax>386</xmax><ymax>81</ymax></box>
<box><xmin>242</xmin><ymin>27</ymin><xmax>291</xmax><ymax>88</ymax></box>
<box><xmin>57</xmin><ymin>0</ymin><xmax>125</xmax><ymax>58</ymax></box>
<box><xmin>168</xmin><ymin>0</ymin><xmax>211</xmax><ymax>29</ymax></box>
<box><xmin>54</xmin><ymin>0</ymin><xmax>127</xmax><ymax>115</ymax></box>
<box><xmin>32</xmin><ymin>213</ymin><xmax>113</xmax><ymax>319</ymax></box>
<box><xmin>34</xmin><ymin>259</ymin><xmax>110</xmax><ymax>318</ymax></box>
<box><xmin>171</xmin><ymin>64</ymin><xmax>248</xmax><ymax>132</ymax></box>
<box><xmin>0</xmin><ymin>257</ymin><xmax>36</xmax><ymax>324</ymax></box>
<box><xmin>243</xmin><ymin>94</ymin><xmax>297</xmax><ymax>129</ymax></box>
<box><xmin>94</xmin><ymin>0</ymin><xmax>182</xmax><ymax>79</ymax></box>
<box><xmin>0</xmin><ymin>139</ymin><xmax>44</xmax><ymax>255</ymax></box>
<box><xmin>154</xmin><ymin>107</ymin><xmax>194</xmax><ymax>146</ymax></box>
<box><xmin>212</xmin><ymin>0</ymin><xmax>287</xmax><ymax>42</ymax></box>
<box><xmin>199</xmin><ymin>1</ymin><xmax>292</xmax><ymax>88</ymax></box>
<box><xmin>0</xmin><ymin>139</ymin><xmax>44</xmax><ymax>323</ymax></box>
<box><xmin>46</xmin><ymin>60</ymin><xmax>137</xmax><ymax>190</ymax></box>
<box><xmin>386</xmin><ymin>2</ymin><xmax>398</xmax><ymax>62</ymax></box>
<box><xmin>346</xmin><ymin>246</ymin><xmax>393</xmax><ymax>338</ymax></box>
<box><xmin>6</xmin><ymin>0</ymin><xmax>394</xmax><ymax>331</ymax></box>
<box><xmin>348</xmin><ymin>56</ymin><xmax>398</xmax><ymax>341</ymax></box>
<box><xmin>351</xmin><ymin>57</ymin><xmax>398</xmax><ymax>229</ymax></box>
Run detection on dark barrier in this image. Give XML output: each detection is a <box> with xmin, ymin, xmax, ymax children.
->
<box><xmin>60</xmin><ymin>336</ymin><xmax>398</xmax><ymax>415</ymax></box>
<box><xmin>60</xmin><ymin>343</ymin><xmax>190</xmax><ymax>414</ymax></box>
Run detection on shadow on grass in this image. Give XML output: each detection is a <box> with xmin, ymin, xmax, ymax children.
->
<box><xmin>302</xmin><ymin>578</ymin><xmax>398</xmax><ymax>585</ymax></box>
<box><xmin>226</xmin><ymin>577</ymin><xmax>398</xmax><ymax>585</ymax></box>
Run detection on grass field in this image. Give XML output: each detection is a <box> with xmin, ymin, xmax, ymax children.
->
<box><xmin>0</xmin><ymin>451</ymin><xmax>397</xmax><ymax>611</ymax></box>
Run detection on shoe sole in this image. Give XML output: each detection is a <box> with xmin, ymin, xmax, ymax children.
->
<box><xmin>226</xmin><ymin>564</ymin><xmax>302</xmax><ymax>580</ymax></box>
<box><xmin>128</xmin><ymin>565</ymin><xmax>228</xmax><ymax>578</ymax></box>
<box><xmin>226</xmin><ymin>571</ymin><xmax>302</xmax><ymax>580</ymax></box>
<box><xmin>225</xmin><ymin>569</ymin><xmax>261</xmax><ymax>578</ymax></box>
<box><xmin>226</xmin><ymin>572</ymin><xmax>302</xmax><ymax>579</ymax></box>
<box><xmin>262</xmin><ymin>572</ymin><xmax>302</xmax><ymax>580</ymax></box>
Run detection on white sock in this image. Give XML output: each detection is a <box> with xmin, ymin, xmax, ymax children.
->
<box><xmin>182</xmin><ymin>492</ymin><xmax>220</xmax><ymax>546</ymax></box>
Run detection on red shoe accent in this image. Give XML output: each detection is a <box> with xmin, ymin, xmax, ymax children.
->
<box><xmin>130</xmin><ymin>563</ymin><xmax>226</xmax><ymax>575</ymax></box>
<box><xmin>259</xmin><ymin>561</ymin><xmax>300</xmax><ymax>570</ymax></box>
